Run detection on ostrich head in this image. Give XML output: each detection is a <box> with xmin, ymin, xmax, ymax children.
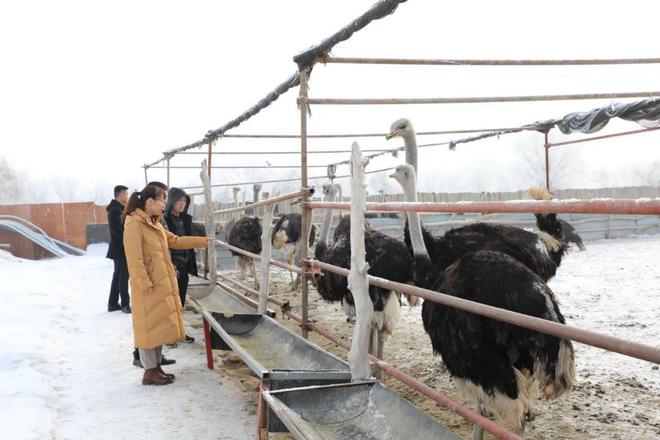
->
<box><xmin>389</xmin><ymin>164</ymin><xmax>415</xmax><ymax>189</ymax></box>
<box><xmin>321</xmin><ymin>181</ymin><xmax>337</xmax><ymax>199</ymax></box>
<box><xmin>232</xmin><ymin>187</ymin><xmax>241</xmax><ymax>202</ymax></box>
<box><xmin>385</xmin><ymin>118</ymin><xmax>414</xmax><ymax>140</ymax></box>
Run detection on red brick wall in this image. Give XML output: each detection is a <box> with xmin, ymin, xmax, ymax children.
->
<box><xmin>0</xmin><ymin>202</ymin><xmax>107</xmax><ymax>258</ymax></box>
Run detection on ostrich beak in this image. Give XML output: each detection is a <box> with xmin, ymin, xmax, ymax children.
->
<box><xmin>385</xmin><ymin>129</ymin><xmax>400</xmax><ymax>140</ymax></box>
<box><xmin>388</xmin><ymin>172</ymin><xmax>396</xmax><ymax>179</ymax></box>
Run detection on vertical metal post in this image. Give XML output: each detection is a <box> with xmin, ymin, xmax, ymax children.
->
<box><xmin>299</xmin><ymin>69</ymin><xmax>310</xmax><ymax>339</ymax></box>
<box><xmin>257</xmin><ymin>380</ymin><xmax>271</xmax><ymax>439</ymax></box>
<box><xmin>143</xmin><ymin>165</ymin><xmax>148</xmax><ymax>185</ymax></box>
<box><xmin>205</xmin><ymin>141</ymin><xmax>213</xmax><ymax>278</ymax></box>
<box><xmin>544</xmin><ymin>131</ymin><xmax>550</xmax><ymax>191</ymax></box>
<box><xmin>166</xmin><ymin>159</ymin><xmax>170</xmax><ymax>187</ymax></box>
<box><xmin>203</xmin><ymin>318</ymin><xmax>214</xmax><ymax>369</ymax></box>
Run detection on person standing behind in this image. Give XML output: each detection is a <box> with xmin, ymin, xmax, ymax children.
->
<box><xmin>106</xmin><ymin>185</ymin><xmax>131</xmax><ymax>313</ymax></box>
<box><xmin>123</xmin><ymin>184</ymin><xmax>212</xmax><ymax>385</ymax></box>
<box><xmin>164</xmin><ymin>187</ymin><xmax>199</xmax><ymax>344</ymax></box>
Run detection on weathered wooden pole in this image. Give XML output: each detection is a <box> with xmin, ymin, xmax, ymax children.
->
<box><xmin>347</xmin><ymin>142</ymin><xmax>373</xmax><ymax>380</ymax></box>
<box><xmin>544</xmin><ymin>131</ymin><xmax>550</xmax><ymax>191</ymax></box>
<box><xmin>258</xmin><ymin>203</ymin><xmax>275</xmax><ymax>315</ymax></box>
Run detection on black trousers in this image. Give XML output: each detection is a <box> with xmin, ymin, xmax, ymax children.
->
<box><xmin>108</xmin><ymin>257</ymin><xmax>130</xmax><ymax>307</ymax></box>
<box><xmin>177</xmin><ymin>269</ymin><xmax>189</xmax><ymax>307</ymax></box>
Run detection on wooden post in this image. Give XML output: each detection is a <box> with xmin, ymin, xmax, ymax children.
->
<box><xmin>207</xmin><ymin>141</ymin><xmax>213</xmax><ymax>177</ymax></box>
<box><xmin>544</xmin><ymin>131</ymin><xmax>550</xmax><ymax>191</ymax></box>
<box><xmin>347</xmin><ymin>142</ymin><xmax>373</xmax><ymax>380</ymax></box>
<box><xmin>299</xmin><ymin>69</ymin><xmax>310</xmax><ymax>339</ymax></box>
<box><xmin>258</xmin><ymin>204</ymin><xmax>274</xmax><ymax>314</ymax></box>
<box><xmin>200</xmin><ymin>160</ymin><xmax>217</xmax><ymax>294</ymax></box>
<box><xmin>166</xmin><ymin>158</ymin><xmax>170</xmax><ymax>187</ymax></box>
<box><xmin>143</xmin><ymin>165</ymin><xmax>148</xmax><ymax>185</ymax></box>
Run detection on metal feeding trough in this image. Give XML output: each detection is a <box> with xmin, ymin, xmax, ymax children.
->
<box><xmin>262</xmin><ymin>381</ymin><xmax>462</xmax><ymax>440</ymax></box>
<box><xmin>186</xmin><ymin>275</ymin><xmax>275</xmax><ymax>317</ymax></box>
<box><xmin>206</xmin><ymin>312</ymin><xmax>352</xmax><ymax>433</ymax></box>
<box><xmin>208</xmin><ymin>312</ymin><xmax>350</xmax><ymax>382</ymax></box>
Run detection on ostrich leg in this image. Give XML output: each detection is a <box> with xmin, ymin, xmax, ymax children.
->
<box><xmin>368</xmin><ymin>327</ymin><xmax>375</xmax><ymax>355</ymax></box>
<box><xmin>373</xmin><ymin>330</ymin><xmax>385</xmax><ymax>380</ymax></box>
<box><xmin>513</xmin><ymin>420</ymin><xmax>525</xmax><ymax>438</ymax></box>
<box><xmin>471</xmin><ymin>404</ymin><xmax>487</xmax><ymax>440</ymax></box>
<box><xmin>250</xmin><ymin>259</ymin><xmax>259</xmax><ymax>290</ymax></box>
<box><xmin>285</xmin><ymin>250</ymin><xmax>295</xmax><ymax>288</ymax></box>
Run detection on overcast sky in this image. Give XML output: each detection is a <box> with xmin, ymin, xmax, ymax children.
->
<box><xmin>1</xmin><ymin>1</ymin><xmax>659</xmax><ymax>202</ymax></box>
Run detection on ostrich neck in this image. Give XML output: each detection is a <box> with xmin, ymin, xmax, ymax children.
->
<box><xmin>233</xmin><ymin>194</ymin><xmax>239</xmax><ymax>220</ymax></box>
<box><xmin>318</xmin><ymin>193</ymin><xmax>336</xmax><ymax>244</ymax></box>
<box><xmin>253</xmin><ymin>189</ymin><xmax>260</xmax><ymax>203</ymax></box>
<box><xmin>402</xmin><ymin>180</ymin><xmax>429</xmax><ymax>259</ymax></box>
<box><xmin>403</xmin><ymin>132</ymin><xmax>418</xmax><ymax>172</ymax></box>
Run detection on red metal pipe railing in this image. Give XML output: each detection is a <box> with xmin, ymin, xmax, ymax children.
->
<box><xmin>547</xmin><ymin>126</ymin><xmax>660</xmax><ymax>148</ymax></box>
<box><xmin>305</xmin><ymin>259</ymin><xmax>660</xmax><ymax>364</ymax></box>
<box><xmin>213</xmin><ymin>190</ymin><xmax>309</xmax><ymax>216</ymax></box>
<box><xmin>323</xmin><ymin>56</ymin><xmax>660</xmax><ymax>66</ymax></box>
<box><xmin>306</xmin><ymin>198</ymin><xmax>660</xmax><ymax>215</ymax></box>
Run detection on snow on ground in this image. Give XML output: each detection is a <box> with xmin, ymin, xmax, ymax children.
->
<box><xmin>0</xmin><ymin>244</ymin><xmax>254</xmax><ymax>440</ymax></box>
<box><xmin>550</xmin><ymin>235</ymin><xmax>660</xmax><ymax>392</ymax></box>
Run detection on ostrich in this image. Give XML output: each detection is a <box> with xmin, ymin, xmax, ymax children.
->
<box><xmin>227</xmin><ymin>216</ymin><xmax>262</xmax><ymax>289</ymax></box>
<box><xmin>311</xmin><ymin>184</ymin><xmax>414</xmax><ymax>365</ymax></box>
<box><xmin>387</xmin><ymin>118</ymin><xmax>567</xmax><ymax>280</ymax></box>
<box><xmin>528</xmin><ymin>186</ymin><xmax>586</xmax><ymax>251</ymax></box>
<box><xmin>272</xmin><ymin>212</ymin><xmax>318</xmax><ymax>288</ymax></box>
<box><xmin>247</xmin><ymin>184</ymin><xmax>262</xmax><ymax>216</ymax></box>
<box><xmin>391</xmin><ymin>164</ymin><xmax>575</xmax><ymax>437</ymax></box>
<box><xmin>386</xmin><ymin>118</ymin><xmax>418</xmax><ymax>172</ymax></box>
<box><xmin>222</xmin><ymin>186</ymin><xmax>242</xmax><ymax>237</ymax></box>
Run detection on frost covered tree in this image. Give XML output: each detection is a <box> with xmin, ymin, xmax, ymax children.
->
<box><xmin>0</xmin><ymin>157</ymin><xmax>26</xmax><ymax>203</ymax></box>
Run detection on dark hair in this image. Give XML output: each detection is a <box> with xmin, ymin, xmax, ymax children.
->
<box><xmin>147</xmin><ymin>181</ymin><xmax>168</xmax><ymax>191</ymax></box>
<box><xmin>114</xmin><ymin>185</ymin><xmax>128</xmax><ymax>198</ymax></box>
<box><xmin>123</xmin><ymin>185</ymin><xmax>167</xmax><ymax>220</ymax></box>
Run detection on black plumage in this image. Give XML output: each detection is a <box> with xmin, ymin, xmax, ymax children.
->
<box><xmin>313</xmin><ymin>215</ymin><xmax>413</xmax><ymax>329</ymax></box>
<box><xmin>535</xmin><ymin>213</ymin><xmax>586</xmax><ymax>251</ymax></box>
<box><xmin>418</xmin><ymin>250</ymin><xmax>575</xmax><ymax>423</ymax></box>
<box><xmin>391</xmin><ymin>164</ymin><xmax>575</xmax><ymax>435</ymax></box>
<box><xmin>271</xmin><ymin>213</ymin><xmax>317</xmax><ymax>248</ymax></box>
<box><xmin>227</xmin><ymin>216</ymin><xmax>262</xmax><ymax>287</ymax></box>
<box><xmin>404</xmin><ymin>220</ymin><xmax>567</xmax><ymax>282</ymax></box>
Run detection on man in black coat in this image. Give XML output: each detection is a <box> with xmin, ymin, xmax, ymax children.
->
<box><xmin>164</xmin><ymin>187</ymin><xmax>199</xmax><ymax>343</ymax></box>
<box><xmin>106</xmin><ymin>185</ymin><xmax>131</xmax><ymax>313</ymax></box>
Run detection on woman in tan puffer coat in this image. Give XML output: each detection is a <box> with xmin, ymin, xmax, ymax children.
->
<box><xmin>123</xmin><ymin>184</ymin><xmax>212</xmax><ymax>385</ymax></box>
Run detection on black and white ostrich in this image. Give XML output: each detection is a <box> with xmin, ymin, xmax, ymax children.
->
<box><xmin>311</xmin><ymin>183</ymin><xmax>414</xmax><ymax>364</ymax></box>
<box><xmin>387</xmin><ymin>117</ymin><xmax>567</xmax><ymax>281</ymax></box>
<box><xmin>529</xmin><ymin>186</ymin><xmax>586</xmax><ymax>251</ymax></box>
<box><xmin>391</xmin><ymin>164</ymin><xmax>575</xmax><ymax>437</ymax></box>
<box><xmin>272</xmin><ymin>212</ymin><xmax>318</xmax><ymax>287</ymax></box>
<box><xmin>227</xmin><ymin>216</ymin><xmax>262</xmax><ymax>289</ymax></box>
<box><xmin>227</xmin><ymin>185</ymin><xmax>263</xmax><ymax>289</ymax></box>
